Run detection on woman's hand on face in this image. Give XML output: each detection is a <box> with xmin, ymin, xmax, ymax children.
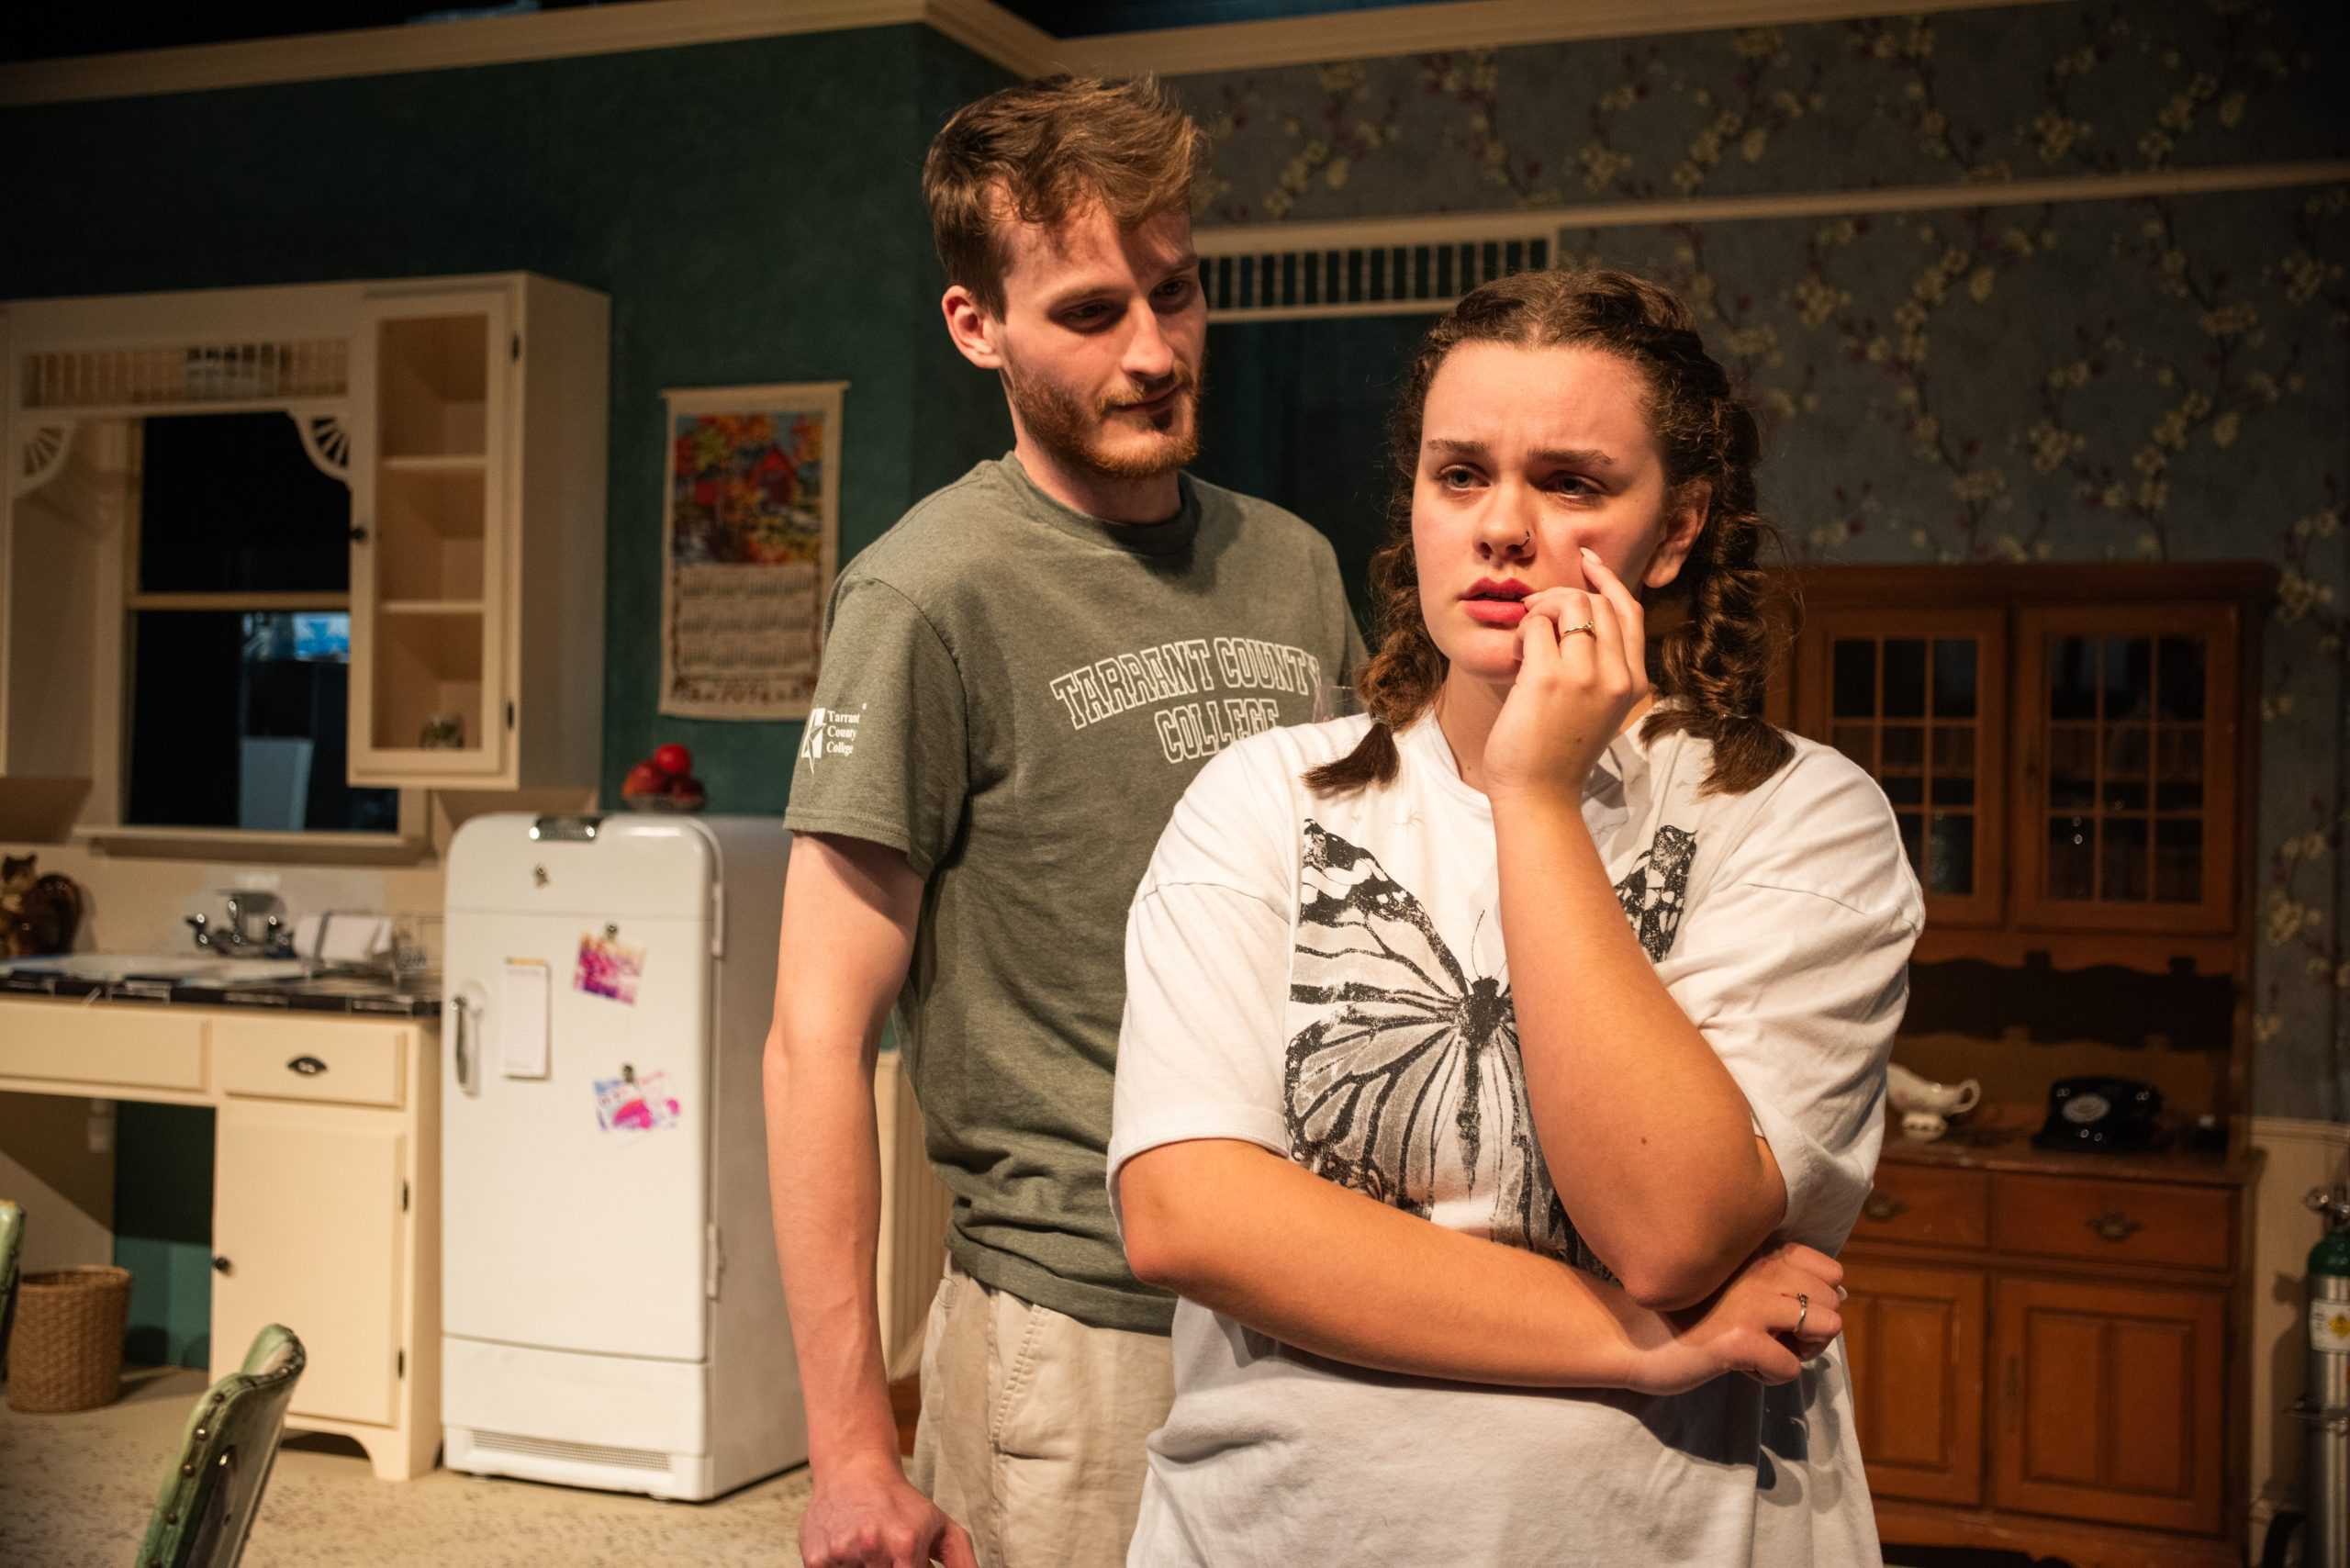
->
<box><xmin>1622</xmin><ymin>1241</ymin><xmax>1845</xmax><ymax>1397</ymax></box>
<box><xmin>1481</xmin><ymin>550</ymin><xmax>1650</xmax><ymax>802</ymax></box>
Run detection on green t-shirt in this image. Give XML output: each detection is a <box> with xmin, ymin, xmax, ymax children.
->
<box><xmin>783</xmin><ymin>454</ymin><xmax>1365</xmax><ymax>1331</ymax></box>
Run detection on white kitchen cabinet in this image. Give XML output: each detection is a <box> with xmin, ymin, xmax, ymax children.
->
<box><xmin>212</xmin><ymin>1105</ymin><xmax>406</xmax><ymax>1428</ymax></box>
<box><xmin>347</xmin><ymin>275</ymin><xmax>608</xmax><ymax>789</ymax></box>
<box><xmin>0</xmin><ymin>997</ymin><xmax>442</xmax><ymax>1480</ymax></box>
<box><xmin>0</xmin><ymin>273</ymin><xmax>608</xmax><ymax>807</ymax></box>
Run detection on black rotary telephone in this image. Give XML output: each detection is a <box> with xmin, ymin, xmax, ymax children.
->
<box><xmin>2031</xmin><ymin>1076</ymin><xmax>2165</xmax><ymax>1152</ymax></box>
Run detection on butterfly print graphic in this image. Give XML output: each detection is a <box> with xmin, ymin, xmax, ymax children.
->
<box><xmin>1614</xmin><ymin>824</ymin><xmax>1696</xmax><ymax>962</ymax></box>
<box><xmin>1285</xmin><ymin>821</ymin><xmax>1608</xmax><ymax>1275</ymax></box>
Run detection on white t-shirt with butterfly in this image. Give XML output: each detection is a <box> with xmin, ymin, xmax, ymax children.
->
<box><xmin>1110</xmin><ymin>709</ymin><xmax>1923</xmax><ymax>1567</ymax></box>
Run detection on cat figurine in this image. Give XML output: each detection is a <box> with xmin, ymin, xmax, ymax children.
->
<box><xmin>0</xmin><ymin>854</ymin><xmax>82</xmax><ymax>957</ymax></box>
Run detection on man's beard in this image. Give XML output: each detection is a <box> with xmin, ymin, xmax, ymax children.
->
<box><xmin>1003</xmin><ymin>357</ymin><xmax>1205</xmax><ymax>482</ymax></box>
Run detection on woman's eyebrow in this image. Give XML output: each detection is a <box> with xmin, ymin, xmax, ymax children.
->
<box><xmin>1426</xmin><ymin>437</ymin><xmax>1617</xmax><ymax>468</ymax></box>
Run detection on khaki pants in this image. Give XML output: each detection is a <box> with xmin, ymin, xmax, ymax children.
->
<box><xmin>908</xmin><ymin>1262</ymin><xmax>1174</xmax><ymax>1568</ymax></box>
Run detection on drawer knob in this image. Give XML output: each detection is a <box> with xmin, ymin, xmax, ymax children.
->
<box><xmin>211</xmin><ymin>1255</ymin><xmax>232</xmax><ymax>1275</ymax></box>
<box><xmin>2087</xmin><ymin>1209</ymin><xmax>2143</xmax><ymax>1242</ymax></box>
<box><xmin>287</xmin><ymin>1055</ymin><xmax>328</xmax><ymax>1076</ymax></box>
<box><xmin>1863</xmin><ymin>1190</ymin><xmax>1907</xmax><ymax>1222</ymax></box>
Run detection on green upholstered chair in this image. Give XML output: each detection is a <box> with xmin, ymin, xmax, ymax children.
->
<box><xmin>134</xmin><ymin>1324</ymin><xmax>306</xmax><ymax>1568</ymax></box>
<box><xmin>0</xmin><ymin>1198</ymin><xmax>21</xmax><ymax>1372</ymax></box>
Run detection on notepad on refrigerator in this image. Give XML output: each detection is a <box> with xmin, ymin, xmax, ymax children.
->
<box><xmin>500</xmin><ymin>958</ymin><xmax>551</xmax><ymax>1078</ymax></box>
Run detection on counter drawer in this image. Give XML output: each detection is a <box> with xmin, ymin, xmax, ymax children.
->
<box><xmin>0</xmin><ymin>1004</ymin><xmax>206</xmax><ymax>1091</ymax></box>
<box><xmin>1852</xmin><ymin>1166</ymin><xmax>1989</xmax><ymax>1249</ymax></box>
<box><xmin>214</xmin><ymin>1015</ymin><xmax>407</xmax><ymax>1109</ymax></box>
<box><xmin>1989</xmin><ymin>1174</ymin><xmax>2232</xmax><ymax>1271</ymax></box>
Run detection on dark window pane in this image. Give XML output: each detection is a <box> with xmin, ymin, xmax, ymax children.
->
<box><xmin>2104</xmin><ymin>780</ymin><xmax>2148</xmax><ymax>812</ymax></box>
<box><xmin>1930</xmin><ymin>812</ymin><xmax>1975</xmax><ymax>895</ymax></box>
<box><xmin>1832</xmin><ymin>640</ymin><xmax>1876</xmax><ymax>719</ymax></box>
<box><xmin>1933</xmin><ymin>775</ymin><xmax>1976</xmax><ymax>808</ymax></box>
<box><xmin>1931</xmin><ymin>639</ymin><xmax>1978</xmax><ymax>718</ymax></box>
<box><xmin>1931</xmin><ymin>725</ymin><xmax>1976</xmax><ymax>776</ymax></box>
<box><xmin>137</xmin><ymin>413</ymin><xmax>352</xmax><ymax>594</ymax></box>
<box><xmin>2048</xmin><ymin>636</ymin><xmax>2097</xmax><ymax>720</ymax></box>
<box><xmin>2101</xmin><ymin>815</ymin><xmax>2149</xmax><ymax>902</ymax></box>
<box><xmin>2047</xmin><ymin>814</ymin><xmax>2094</xmax><ymax>900</ymax></box>
<box><xmin>2102</xmin><ymin>636</ymin><xmax>2153</xmax><ymax>722</ymax></box>
<box><xmin>2154</xmin><ymin>726</ymin><xmax>2203</xmax><ymax>810</ymax></box>
<box><xmin>2156</xmin><ymin>637</ymin><xmax>2207</xmax><ymax>722</ymax></box>
<box><xmin>1884</xmin><ymin>639</ymin><xmax>1927</xmax><ymax>718</ymax></box>
<box><xmin>127</xmin><ymin>610</ymin><xmax>397</xmax><ymax>833</ymax></box>
<box><xmin>2047</xmin><ymin>725</ymin><xmax>2096</xmax><ymax>809</ymax></box>
<box><xmin>1897</xmin><ymin>812</ymin><xmax>1924</xmax><ymax>879</ymax></box>
<box><xmin>2154</xmin><ymin>818</ymin><xmax>2202</xmax><ymax>903</ymax></box>
<box><xmin>1884</xmin><ymin>775</ymin><xmax>1924</xmax><ymax>806</ymax></box>
<box><xmin>1830</xmin><ymin>724</ymin><xmax>1874</xmax><ymax>770</ymax></box>
<box><xmin>2106</xmin><ymin>725</ymin><xmax>2149</xmax><ymax>778</ymax></box>
<box><xmin>1882</xmin><ymin>725</ymin><xmax>1924</xmax><ymax>769</ymax></box>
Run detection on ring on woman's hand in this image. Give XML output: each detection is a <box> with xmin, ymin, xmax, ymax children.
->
<box><xmin>1560</xmin><ymin>622</ymin><xmax>1597</xmax><ymax>637</ymax></box>
<box><xmin>1794</xmin><ymin>1293</ymin><xmax>1809</xmax><ymax>1338</ymax></box>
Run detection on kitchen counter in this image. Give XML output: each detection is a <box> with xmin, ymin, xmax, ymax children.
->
<box><xmin>0</xmin><ymin>962</ymin><xmax>440</xmax><ymax>1018</ymax></box>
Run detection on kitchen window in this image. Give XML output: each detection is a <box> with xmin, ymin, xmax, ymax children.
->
<box><xmin>122</xmin><ymin>411</ymin><xmax>398</xmax><ymax>834</ymax></box>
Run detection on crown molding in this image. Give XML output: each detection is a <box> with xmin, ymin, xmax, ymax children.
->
<box><xmin>921</xmin><ymin>0</ymin><xmax>1063</xmax><ymax>77</ymax></box>
<box><xmin>1061</xmin><ymin>0</ymin><xmax>2064</xmax><ymax>78</ymax></box>
<box><xmin>0</xmin><ymin>0</ymin><xmax>2067</xmax><ymax>108</ymax></box>
<box><xmin>0</xmin><ymin>0</ymin><xmax>1033</xmax><ymax>107</ymax></box>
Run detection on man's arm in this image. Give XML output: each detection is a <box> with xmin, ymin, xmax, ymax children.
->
<box><xmin>765</xmin><ymin>832</ymin><xmax>971</xmax><ymax>1568</ymax></box>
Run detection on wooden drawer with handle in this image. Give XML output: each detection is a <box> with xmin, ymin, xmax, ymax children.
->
<box><xmin>214</xmin><ymin>1014</ymin><xmax>408</xmax><ymax>1109</ymax></box>
<box><xmin>0</xmin><ymin>1003</ymin><xmax>207</xmax><ymax>1091</ymax></box>
<box><xmin>1988</xmin><ymin>1174</ymin><xmax>2231</xmax><ymax>1272</ymax></box>
<box><xmin>1851</xmin><ymin>1165</ymin><xmax>1990</xmax><ymax>1250</ymax></box>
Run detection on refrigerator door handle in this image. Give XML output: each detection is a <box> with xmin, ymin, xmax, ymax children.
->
<box><xmin>453</xmin><ymin>982</ymin><xmax>489</xmax><ymax>1095</ymax></box>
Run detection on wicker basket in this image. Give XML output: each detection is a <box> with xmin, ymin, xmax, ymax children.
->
<box><xmin>6</xmin><ymin>1264</ymin><xmax>130</xmax><ymax>1413</ymax></box>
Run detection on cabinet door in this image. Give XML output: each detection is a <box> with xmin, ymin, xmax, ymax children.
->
<box><xmin>2011</xmin><ymin>604</ymin><xmax>2237</xmax><ymax>934</ymax></box>
<box><xmin>1842</xmin><ymin>1258</ymin><xmax>1986</xmax><ymax>1506</ymax></box>
<box><xmin>348</xmin><ymin>287</ymin><xmax>510</xmax><ymax>784</ymax></box>
<box><xmin>1990</xmin><ymin>1275</ymin><xmax>2224</xmax><ymax>1534</ymax></box>
<box><xmin>210</xmin><ymin>1102</ymin><xmax>405</xmax><ymax>1428</ymax></box>
<box><xmin>1795</xmin><ymin>607</ymin><xmax>2006</xmax><ymax>927</ymax></box>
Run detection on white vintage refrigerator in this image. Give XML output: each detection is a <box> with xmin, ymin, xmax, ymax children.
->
<box><xmin>439</xmin><ymin>812</ymin><xmax>804</xmax><ymax>1499</ymax></box>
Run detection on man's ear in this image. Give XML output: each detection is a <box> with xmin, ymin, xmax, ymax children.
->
<box><xmin>942</xmin><ymin>285</ymin><xmax>1003</xmax><ymax>370</ymax></box>
<box><xmin>1643</xmin><ymin>480</ymin><xmax>1711</xmax><ymax>590</ymax></box>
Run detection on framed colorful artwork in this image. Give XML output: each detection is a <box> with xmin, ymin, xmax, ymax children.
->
<box><xmin>657</xmin><ymin>380</ymin><xmax>845</xmax><ymax>719</ymax></box>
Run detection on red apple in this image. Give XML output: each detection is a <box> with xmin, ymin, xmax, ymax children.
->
<box><xmin>622</xmin><ymin>761</ymin><xmax>666</xmax><ymax>799</ymax></box>
<box><xmin>665</xmin><ymin>772</ymin><xmax>707</xmax><ymax>811</ymax></box>
<box><xmin>653</xmin><ymin>743</ymin><xmax>693</xmax><ymax>777</ymax></box>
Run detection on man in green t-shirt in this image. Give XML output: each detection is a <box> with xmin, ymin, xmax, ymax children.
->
<box><xmin>766</xmin><ymin>75</ymin><xmax>1362</xmax><ymax>1568</ymax></box>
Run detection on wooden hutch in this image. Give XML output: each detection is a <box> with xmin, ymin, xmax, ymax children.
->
<box><xmin>1761</xmin><ymin>563</ymin><xmax>2275</xmax><ymax>1568</ymax></box>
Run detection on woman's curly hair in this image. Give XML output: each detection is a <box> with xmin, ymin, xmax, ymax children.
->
<box><xmin>1307</xmin><ymin>267</ymin><xmax>1793</xmax><ymax>798</ymax></box>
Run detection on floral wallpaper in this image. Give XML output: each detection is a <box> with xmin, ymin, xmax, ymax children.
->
<box><xmin>1170</xmin><ymin>1</ymin><xmax>2350</xmax><ymax>1119</ymax></box>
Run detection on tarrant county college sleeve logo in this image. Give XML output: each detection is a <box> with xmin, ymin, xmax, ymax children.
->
<box><xmin>797</xmin><ymin>705</ymin><xmax>864</xmax><ymax>767</ymax></box>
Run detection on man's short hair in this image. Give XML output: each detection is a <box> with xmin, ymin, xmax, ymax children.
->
<box><xmin>923</xmin><ymin>73</ymin><xmax>1207</xmax><ymax>319</ymax></box>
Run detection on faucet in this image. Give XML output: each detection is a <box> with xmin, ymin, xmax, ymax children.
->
<box><xmin>185</xmin><ymin>891</ymin><xmax>297</xmax><ymax>958</ymax></box>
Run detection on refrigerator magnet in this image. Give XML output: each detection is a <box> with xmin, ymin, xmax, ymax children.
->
<box><xmin>594</xmin><ymin>1069</ymin><xmax>681</xmax><ymax>1134</ymax></box>
<box><xmin>576</xmin><ymin>926</ymin><xmax>644</xmax><ymax>1004</ymax></box>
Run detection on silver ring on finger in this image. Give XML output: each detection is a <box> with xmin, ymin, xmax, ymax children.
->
<box><xmin>1794</xmin><ymin>1292</ymin><xmax>1809</xmax><ymax>1338</ymax></box>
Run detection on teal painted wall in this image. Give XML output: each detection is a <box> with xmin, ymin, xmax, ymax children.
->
<box><xmin>112</xmin><ymin>1104</ymin><xmax>214</xmax><ymax>1369</ymax></box>
<box><xmin>4</xmin><ymin>25</ymin><xmax>1013</xmax><ymax>1364</ymax></box>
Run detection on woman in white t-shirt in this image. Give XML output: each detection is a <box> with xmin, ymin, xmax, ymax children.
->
<box><xmin>1111</xmin><ymin>268</ymin><xmax>1921</xmax><ymax>1566</ymax></box>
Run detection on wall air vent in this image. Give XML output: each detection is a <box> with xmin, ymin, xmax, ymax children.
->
<box><xmin>1198</xmin><ymin>227</ymin><xmax>1552</xmax><ymax>322</ymax></box>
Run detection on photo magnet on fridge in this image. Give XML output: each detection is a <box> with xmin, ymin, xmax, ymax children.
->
<box><xmin>576</xmin><ymin>928</ymin><xmax>645</xmax><ymax>1003</ymax></box>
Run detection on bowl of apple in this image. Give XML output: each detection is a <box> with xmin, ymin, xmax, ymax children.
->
<box><xmin>621</xmin><ymin>743</ymin><xmax>707</xmax><ymax>812</ymax></box>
